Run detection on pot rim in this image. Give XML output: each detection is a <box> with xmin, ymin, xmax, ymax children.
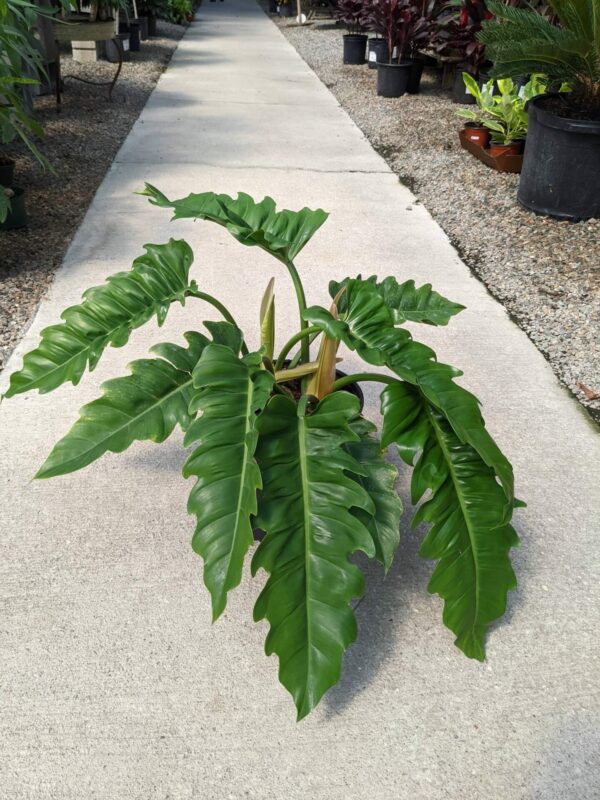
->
<box><xmin>377</xmin><ymin>60</ymin><xmax>412</xmax><ymax>69</ymax></box>
<box><xmin>529</xmin><ymin>93</ymin><xmax>600</xmax><ymax>135</ymax></box>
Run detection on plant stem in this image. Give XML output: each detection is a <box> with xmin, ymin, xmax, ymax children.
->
<box><xmin>332</xmin><ymin>372</ymin><xmax>397</xmax><ymax>391</ymax></box>
<box><xmin>289</xmin><ymin>331</ymin><xmax>321</xmax><ymax>369</ymax></box>
<box><xmin>275</xmin><ymin>326</ymin><xmax>321</xmax><ymax>371</ymax></box>
<box><xmin>186</xmin><ymin>288</ymin><xmax>249</xmax><ymax>355</ymax></box>
<box><xmin>283</xmin><ymin>258</ymin><xmax>309</xmax><ymax>363</ymax></box>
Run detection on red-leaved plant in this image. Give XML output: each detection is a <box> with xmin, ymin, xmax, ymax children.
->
<box><xmin>334</xmin><ymin>0</ymin><xmax>366</xmax><ymax>35</ymax></box>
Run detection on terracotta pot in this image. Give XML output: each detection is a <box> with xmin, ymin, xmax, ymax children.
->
<box><xmin>463</xmin><ymin>126</ymin><xmax>490</xmax><ymax>148</ymax></box>
<box><xmin>489</xmin><ymin>141</ymin><xmax>522</xmax><ymax>158</ymax></box>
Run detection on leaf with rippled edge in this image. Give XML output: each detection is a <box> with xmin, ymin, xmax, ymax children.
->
<box><xmin>345</xmin><ymin>416</ymin><xmax>402</xmax><ymax>571</ymax></box>
<box><xmin>381</xmin><ymin>380</ymin><xmax>519</xmax><ymax>660</ymax></box>
<box><xmin>330</xmin><ymin>275</ymin><xmax>465</xmax><ymax>326</ymax></box>
<box><xmin>4</xmin><ymin>239</ymin><xmax>194</xmax><ymax>399</ymax></box>
<box><xmin>251</xmin><ymin>392</ymin><xmax>375</xmax><ymax>720</ymax></box>
<box><xmin>183</xmin><ymin>345</ymin><xmax>274</xmax><ymax>621</ymax></box>
<box><xmin>141</xmin><ymin>184</ymin><xmax>328</xmax><ymax>263</ymax></box>
<box><xmin>305</xmin><ymin>278</ymin><xmax>514</xmax><ymax>507</ymax></box>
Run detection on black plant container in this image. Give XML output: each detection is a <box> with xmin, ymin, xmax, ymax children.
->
<box><xmin>0</xmin><ymin>160</ymin><xmax>15</xmax><ymax>188</ymax></box>
<box><xmin>518</xmin><ymin>94</ymin><xmax>600</xmax><ymax>221</ymax></box>
<box><xmin>147</xmin><ymin>13</ymin><xmax>157</xmax><ymax>36</ymax></box>
<box><xmin>0</xmin><ymin>187</ymin><xmax>27</xmax><ymax>231</ymax></box>
<box><xmin>136</xmin><ymin>16</ymin><xmax>148</xmax><ymax>40</ymax></box>
<box><xmin>453</xmin><ymin>67</ymin><xmax>476</xmax><ymax>104</ymax></box>
<box><xmin>367</xmin><ymin>37</ymin><xmax>388</xmax><ymax>70</ymax></box>
<box><xmin>268</xmin><ymin>0</ymin><xmax>278</xmax><ymax>11</ymax></box>
<box><xmin>279</xmin><ymin>3</ymin><xmax>294</xmax><ymax>17</ymax></box>
<box><xmin>377</xmin><ymin>61</ymin><xmax>411</xmax><ymax>98</ymax></box>
<box><xmin>128</xmin><ymin>21</ymin><xmax>140</xmax><ymax>51</ymax></box>
<box><xmin>343</xmin><ymin>34</ymin><xmax>367</xmax><ymax>65</ymax></box>
<box><xmin>407</xmin><ymin>59</ymin><xmax>424</xmax><ymax>95</ymax></box>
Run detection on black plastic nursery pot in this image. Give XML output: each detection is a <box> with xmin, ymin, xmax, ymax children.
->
<box><xmin>0</xmin><ymin>187</ymin><xmax>27</xmax><ymax>231</ymax></box>
<box><xmin>452</xmin><ymin>68</ymin><xmax>476</xmax><ymax>105</ymax></box>
<box><xmin>128</xmin><ymin>21</ymin><xmax>141</xmax><ymax>51</ymax></box>
<box><xmin>343</xmin><ymin>34</ymin><xmax>368</xmax><ymax>65</ymax></box>
<box><xmin>278</xmin><ymin>3</ymin><xmax>294</xmax><ymax>17</ymax></box>
<box><xmin>518</xmin><ymin>94</ymin><xmax>600</xmax><ymax>221</ymax></box>
<box><xmin>407</xmin><ymin>59</ymin><xmax>424</xmax><ymax>95</ymax></box>
<box><xmin>0</xmin><ymin>159</ymin><xmax>15</xmax><ymax>188</ymax></box>
<box><xmin>377</xmin><ymin>61</ymin><xmax>411</xmax><ymax>98</ymax></box>
<box><xmin>136</xmin><ymin>16</ymin><xmax>148</xmax><ymax>40</ymax></box>
<box><xmin>367</xmin><ymin>38</ymin><xmax>388</xmax><ymax>70</ymax></box>
<box><xmin>105</xmin><ymin>33</ymin><xmax>130</xmax><ymax>62</ymax></box>
<box><xmin>147</xmin><ymin>13</ymin><xmax>157</xmax><ymax>36</ymax></box>
<box><xmin>268</xmin><ymin>0</ymin><xmax>278</xmax><ymax>11</ymax></box>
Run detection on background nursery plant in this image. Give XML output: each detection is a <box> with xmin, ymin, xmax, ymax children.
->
<box><xmin>4</xmin><ymin>188</ymin><xmax>521</xmax><ymax>720</ymax></box>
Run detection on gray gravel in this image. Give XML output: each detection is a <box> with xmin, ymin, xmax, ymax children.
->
<box><xmin>271</xmin><ymin>13</ymin><xmax>600</xmax><ymax>422</ymax></box>
<box><xmin>0</xmin><ymin>21</ymin><xmax>186</xmax><ymax>374</ymax></box>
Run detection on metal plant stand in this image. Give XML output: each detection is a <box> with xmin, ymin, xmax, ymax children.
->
<box><xmin>53</xmin><ymin>18</ymin><xmax>123</xmax><ymax>105</ymax></box>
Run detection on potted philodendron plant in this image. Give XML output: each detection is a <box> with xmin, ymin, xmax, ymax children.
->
<box><xmin>4</xmin><ymin>188</ymin><xmax>521</xmax><ymax>720</ymax></box>
<box><xmin>335</xmin><ymin>0</ymin><xmax>368</xmax><ymax>65</ymax></box>
<box><xmin>480</xmin><ymin>0</ymin><xmax>600</xmax><ymax>220</ymax></box>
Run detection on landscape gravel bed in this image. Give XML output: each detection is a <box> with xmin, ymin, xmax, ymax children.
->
<box><xmin>0</xmin><ymin>21</ymin><xmax>186</xmax><ymax>375</ymax></box>
<box><xmin>272</xmin><ymin>13</ymin><xmax>600</xmax><ymax>422</ymax></box>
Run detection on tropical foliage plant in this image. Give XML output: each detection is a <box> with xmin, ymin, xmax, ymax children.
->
<box><xmin>335</xmin><ymin>0</ymin><xmax>366</xmax><ymax>34</ymax></box>
<box><xmin>4</xmin><ymin>187</ymin><xmax>521</xmax><ymax>719</ymax></box>
<box><xmin>0</xmin><ymin>0</ymin><xmax>55</xmax><ymax>221</ymax></box>
<box><xmin>479</xmin><ymin>0</ymin><xmax>600</xmax><ymax>116</ymax></box>
<box><xmin>456</xmin><ymin>73</ymin><xmax>547</xmax><ymax>142</ymax></box>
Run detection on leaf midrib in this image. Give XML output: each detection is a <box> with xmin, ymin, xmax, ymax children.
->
<box><xmin>11</xmin><ymin>288</ymin><xmax>183</xmax><ymax>397</ymax></box>
<box><xmin>426</xmin><ymin>406</ymin><xmax>481</xmax><ymax>633</ymax></box>
<box><xmin>223</xmin><ymin>374</ymin><xmax>255</xmax><ymax>591</ymax></box>
<box><xmin>297</xmin><ymin>413</ymin><xmax>314</xmax><ymax>708</ymax></box>
<box><xmin>37</xmin><ymin>371</ymin><xmax>192</xmax><ymax>478</ymax></box>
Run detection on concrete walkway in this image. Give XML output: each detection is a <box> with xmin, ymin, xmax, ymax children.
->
<box><xmin>2</xmin><ymin>2</ymin><xmax>599</xmax><ymax>798</ymax></box>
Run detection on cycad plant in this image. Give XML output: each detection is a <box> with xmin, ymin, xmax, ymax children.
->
<box><xmin>4</xmin><ymin>187</ymin><xmax>521</xmax><ymax>719</ymax></box>
<box><xmin>479</xmin><ymin>0</ymin><xmax>600</xmax><ymax>116</ymax></box>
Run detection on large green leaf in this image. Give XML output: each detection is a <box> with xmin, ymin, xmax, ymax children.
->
<box><xmin>183</xmin><ymin>345</ymin><xmax>274</xmax><ymax>621</ymax></box>
<box><xmin>35</xmin><ymin>331</ymin><xmax>210</xmax><ymax>480</ymax></box>
<box><xmin>345</xmin><ymin>417</ymin><xmax>402</xmax><ymax>571</ymax></box>
<box><xmin>251</xmin><ymin>392</ymin><xmax>375</xmax><ymax>720</ymax></box>
<box><xmin>330</xmin><ymin>275</ymin><xmax>465</xmax><ymax>326</ymax></box>
<box><xmin>4</xmin><ymin>240</ymin><xmax>194</xmax><ymax>399</ymax></box>
<box><xmin>305</xmin><ymin>278</ymin><xmax>514</xmax><ymax>506</ymax></box>
<box><xmin>141</xmin><ymin>184</ymin><xmax>328</xmax><ymax>263</ymax></box>
<box><xmin>381</xmin><ymin>381</ymin><xmax>518</xmax><ymax>661</ymax></box>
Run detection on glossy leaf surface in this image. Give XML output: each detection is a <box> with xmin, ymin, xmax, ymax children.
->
<box><xmin>5</xmin><ymin>240</ymin><xmax>193</xmax><ymax>398</ymax></box>
<box><xmin>36</xmin><ymin>331</ymin><xmax>209</xmax><ymax>480</ymax></box>
<box><xmin>306</xmin><ymin>278</ymin><xmax>514</xmax><ymax>506</ymax></box>
<box><xmin>346</xmin><ymin>417</ymin><xmax>402</xmax><ymax>571</ymax></box>
<box><xmin>330</xmin><ymin>275</ymin><xmax>465</xmax><ymax>326</ymax></box>
<box><xmin>183</xmin><ymin>345</ymin><xmax>274</xmax><ymax>621</ymax></box>
<box><xmin>381</xmin><ymin>381</ymin><xmax>518</xmax><ymax>660</ymax></box>
<box><xmin>141</xmin><ymin>184</ymin><xmax>328</xmax><ymax>263</ymax></box>
<box><xmin>252</xmin><ymin>392</ymin><xmax>375</xmax><ymax>719</ymax></box>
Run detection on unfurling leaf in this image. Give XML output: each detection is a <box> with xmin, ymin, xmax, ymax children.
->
<box><xmin>381</xmin><ymin>381</ymin><xmax>518</xmax><ymax>660</ymax></box>
<box><xmin>252</xmin><ymin>392</ymin><xmax>375</xmax><ymax>720</ymax></box>
<box><xmin>4</xmin><ymin>240</ymin><xmax>194</xmax><ymax>399</ymax></box>
<box><xmin>260</xmin><ymin>278</ymin><xmax>276</xmax><ymax>361</ymax></box>
<box><xmin>306</xmin><ymin>300</ymin><xmax>340</xmax><ymax>400</ymax></box>
<box><xmin>183</xmin><ymin>345</ymin><xmax>274</xmax><ymax>621</ymax></box>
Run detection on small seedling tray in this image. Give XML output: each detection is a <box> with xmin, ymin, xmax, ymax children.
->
<box><xmin>459</xmin><ymin>130</ymin><xmax>523</xmax><ymax>174</ymax></box>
